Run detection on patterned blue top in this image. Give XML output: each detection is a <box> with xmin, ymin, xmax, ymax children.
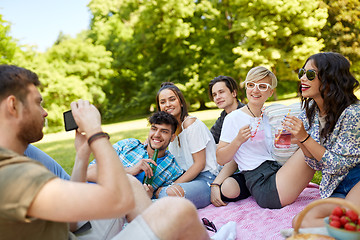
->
<box><xmin>90</xmin><ymin>138</ymin><xmax>183</xmax><ymax>193</ymax></box>
<box><xmin>298</xmin><ymin>103</ymin><xmax>360</xmax><ymax>198</ymax></box>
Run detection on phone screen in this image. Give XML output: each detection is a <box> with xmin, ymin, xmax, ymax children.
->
<box><xmin>63</xmin><ymin>110</ymin><xmax>78</xmax><ymax>131</ymax></box>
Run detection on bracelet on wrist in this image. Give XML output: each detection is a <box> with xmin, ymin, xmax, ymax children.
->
<box><xmin>300</xmin><ymin>134</ymin><xmax>310</xmax><ymax>144</ymax></box>
<box><xmin>210</xmin><ymin>183</ymin><xmax>221</xmax><ymax>188</ymax></box>
<box><xmin>88</xmin><ymin>132</ymin><xmax>110</xmax><ymax>145</ymax></box>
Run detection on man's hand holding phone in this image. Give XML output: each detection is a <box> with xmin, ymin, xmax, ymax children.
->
<box><xmin>63</xmin><ymin>110</ymin><xmax>78</xmax><ymax>131</ymax></box>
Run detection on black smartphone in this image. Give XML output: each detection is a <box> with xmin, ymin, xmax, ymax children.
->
<box><xmin>63</xmin><ymin>110</ymin><xmax>78</xmax><ymax>131</ymax></box>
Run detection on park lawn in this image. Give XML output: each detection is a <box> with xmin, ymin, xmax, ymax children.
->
<box><xmin>34</xmin><ymin>97</ymin><xmax>329</xmax><ymax>184</ymax></box>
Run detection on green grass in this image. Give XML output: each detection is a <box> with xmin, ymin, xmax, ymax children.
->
<box><xmin>34</xmin><ymin>98</ymin><xmax>326</xmax><ymax>184</ymax></box>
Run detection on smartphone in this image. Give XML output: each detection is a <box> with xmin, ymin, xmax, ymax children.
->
<box><xmin>63</xmin><ymin>110</ymin><xmax>78</xmax><ymax>131</ymax></box>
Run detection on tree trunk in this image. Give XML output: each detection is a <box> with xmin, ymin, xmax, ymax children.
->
<box><xmin>198</xmin><ymin>99</ymin><xmax>209</xmax><ymax>110</ymax></box>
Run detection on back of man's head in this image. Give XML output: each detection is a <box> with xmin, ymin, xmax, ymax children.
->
<box><xmin>149</xmin><ymin>111</ymin><xmax>178</xmax><ymax>134</ymax></box>
<box><xmin>0</xmin><ymin>65</ymin><xmax>40</xmax><ymax>104</ymax></box>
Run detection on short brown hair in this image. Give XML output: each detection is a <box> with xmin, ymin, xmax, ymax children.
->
<box><xmin>0</xmin><ymin>65</ymin><xmax>40</xmax><ymax>103</ymax></box>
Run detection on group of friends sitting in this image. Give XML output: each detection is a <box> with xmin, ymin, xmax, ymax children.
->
<box><xmin>0</xmin><ymin>51</ymin><xmax>359</xmax><ymax>239</ymax></box>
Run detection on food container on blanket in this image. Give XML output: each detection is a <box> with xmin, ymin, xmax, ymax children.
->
<box><xmin>322</xmin><ymin>197</ymin><xmax>360</xmax><ymax>240</ymax></box>
<box><xmin>324</xmin><ymin>217</ymin><xmax>360</xmax><ymax>240</ymax></box>
<box><xmin>287</xmin><ymin>198</ymin><xmax>360</xmax><ymax>239</ymax></box>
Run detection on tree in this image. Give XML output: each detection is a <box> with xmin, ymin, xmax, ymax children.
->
<box><xmin>41</xmin><ymin>34</ymin><xmax>114</xmax><ymax>126</ymax></box>
<box><xmin>10</xmin><ymin>34</ymin><xmax>114</xmax><ymax>130</ymax></box>
<box><xmin>89</xmin><ymin>0</ymin><xmax>202</xmax><ymax>116</ymax></box>
<box><xmin>321</xmin><ymin>0</ymin><xmax>360</xmax><ymax>79</ymax></box>
<box><xmin>230</xmin><ymin>0</ymin><xmax>328</xmax><ymax>99</ymax></box>
<box><xmin>0</xmin><ymin>14</ymin><xmax>18</xmax><ymax>64</ymax></box>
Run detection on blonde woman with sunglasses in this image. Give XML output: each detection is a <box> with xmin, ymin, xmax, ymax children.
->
<box><xmin>217</xmin><ymin>66</ymin><xmax>315</xmax><ymax>209</ymax></box>
<box><xmin>285</xmin><ymin>52</ymin><xmax>360</xmax><ymax>227</ymax></box>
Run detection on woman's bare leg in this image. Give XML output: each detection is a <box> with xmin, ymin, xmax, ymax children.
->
<box><xmin>276</xmin><ymin>149</ymin><xmax>316</xmax><ymax>206</ymax></box>
<box><xmin>293</xmin><ymin>182</ymin><xmax>360</xmax><ymax>228</ymax></box>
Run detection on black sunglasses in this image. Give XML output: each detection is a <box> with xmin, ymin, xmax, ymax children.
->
<box><xmin>202</xmin><ymin>218</ymin><xmax>217</xmax><ymax>232</ymax></box>
<box><xmin>298</xmin><ymin>68</ymin><xmax>317</xmax><ymax>81</ymax></box>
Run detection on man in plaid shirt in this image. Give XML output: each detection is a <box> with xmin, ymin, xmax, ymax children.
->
<box><xmin>87</xmin><ymin>111</ymin><xmax>183</xmax><ymax>198</ymax></box>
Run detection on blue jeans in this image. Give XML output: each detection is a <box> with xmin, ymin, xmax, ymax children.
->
<box><xmin>330</xmin><ymin>164</ymin><xmax>360</xmax><ymax>198</ymax></box>
<box><xmin>25</xmin><ymin>144</ymin><xmax>70</xmax><ymax>180</ymax></box>
<box><xmin>157</xmin><ymin>171</ymin><xmax>216</xmax><ymax>209</ymax></box>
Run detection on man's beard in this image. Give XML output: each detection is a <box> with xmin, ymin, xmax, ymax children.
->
<box><xmin>149</xmin><ymin>138</ymin><xmax>170</xmax><ymax>151</ymax></box>
<box><xmin>17</xmin><ymin>116</ymin><xmax>44</xmax><ymax>144</ymax></box>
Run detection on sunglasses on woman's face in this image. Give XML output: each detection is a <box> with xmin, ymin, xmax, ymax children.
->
<box><xmin>298</xmin><ymin>68</ymin><xmax>317</xmax><ymax>81</ymax></box>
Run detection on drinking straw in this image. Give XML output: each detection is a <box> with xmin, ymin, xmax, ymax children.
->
<box><xmin>275</xmin><ymin>109</ymin><xmax>291</xmax><ymax>143</ymax></box>
<box><xmin>251</xmin><ymin>106</ymin><xmax>266</xmax><ymax>139</ymax></box>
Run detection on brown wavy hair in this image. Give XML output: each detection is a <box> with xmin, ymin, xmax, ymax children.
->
<box><xmin>299</xmin><ymin>52</ymin><xmax>359</xmax><ymax>139</ymax></box>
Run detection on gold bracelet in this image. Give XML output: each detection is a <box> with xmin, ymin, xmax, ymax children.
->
<box><xmin>88</xmin><ymin>132</ymin><xmax>110</xmax><ymax>145</ymax></box>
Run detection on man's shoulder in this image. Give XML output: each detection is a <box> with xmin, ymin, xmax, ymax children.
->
<box><xmin>164</xmin><ymin>150</ymin><xmax>175</xmax><ymax>159</ymax></box>
<box><xmin>227</xmin><ymin>108</ymin><xmax>244</xmax><ymax>118</ymax></box>
<box><xmin>0</xmin><ymin>147</ymin><xmax>40</xmax><ymax>168</ymax></box>
<box><xmin>0</xmin><ymin>148</ymin><xmax>55</xmax><ymax>188</ymax></box>
<box><xmin>162</xmin><ymin>151</ymin><xmax>182</xmax><ymax>170</ymax></box>
<box><xmin>113</xmin><ymin>138</ymin><xmax>142</xmax><ymax>148</ymax></box>
<box><xmin>237</xmin><ymin>100</ymin><xmax>245</xmax><ymax>108</ymax></box>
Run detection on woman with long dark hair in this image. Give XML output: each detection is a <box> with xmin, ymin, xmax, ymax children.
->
<box><xmin>286</xmin><ymin>52</ymin><xmax>360</xmax><ymax>227</ymax></box>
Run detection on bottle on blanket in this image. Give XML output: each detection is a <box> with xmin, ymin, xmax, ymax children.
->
<box><xmin>143</xmin><ymin>149</ymin><xmax>159</xmax><ymax>185</ymax></box>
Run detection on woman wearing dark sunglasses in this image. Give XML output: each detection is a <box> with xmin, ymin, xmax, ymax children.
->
<box><xmin>284</xmin><ymin>52</ymin><xmax>360</xmax><ymax>227</ymax></box>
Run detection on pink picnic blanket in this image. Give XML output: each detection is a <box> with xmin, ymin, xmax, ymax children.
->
<box><xmin>198</xmin><ymin>183</ymin><xmax>321</xmax><ymax>240</ymax></box>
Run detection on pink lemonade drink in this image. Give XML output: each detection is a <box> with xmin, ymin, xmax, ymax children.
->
<box><xmin>274</xmin><ymin>130</ymin><xmax>291</xmax><ymax>148</ymax></box>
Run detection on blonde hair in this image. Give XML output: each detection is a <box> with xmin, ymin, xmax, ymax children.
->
<box><xmin>244</xmin><ymin>66</ymin><xmax>277</xmax><ymax>89</ymax></box>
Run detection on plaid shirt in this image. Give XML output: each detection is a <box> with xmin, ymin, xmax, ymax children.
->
<box><xmin>91</xmin><ymin>138</ymin><xmax>183</xmax><ymax>192</ymax></box>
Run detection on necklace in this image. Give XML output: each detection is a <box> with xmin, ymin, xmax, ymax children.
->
<box><xmin>247</xmin><ymin>104</ymin><xmax>256</xmax><ymax>117</ymax></box>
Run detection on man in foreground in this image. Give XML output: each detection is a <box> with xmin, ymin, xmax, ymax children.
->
<box><xmin>0</xmin><ymin>65</ymin><xmax>210</xmax><ymax>240</ymax></box>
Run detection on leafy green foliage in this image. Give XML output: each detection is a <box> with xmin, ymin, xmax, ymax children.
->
<box><xmin>8</xmin><ymin>33</ymin><xmax>114</xmax><ymax>131</ymax></box>
<box><xmin>231</xmin><ymin>0</ymin><xmax>327</xmax><ymax>96</ymax></box>
<box><xmin>321</xmin><ymin>0</ymin><xmax>360</xmax><ymax>79</ymax></box>
<box><xmin>0</xmin><ymin>15</ymin><xmax>18</xmax><ymax>64</ymax></box>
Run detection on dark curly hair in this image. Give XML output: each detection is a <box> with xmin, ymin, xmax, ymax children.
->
<box><xmin>300</xmin><ymin>52</ymin><xmax>359</xmax><ymax>139</ymax></box>
<box><xmin>148</xmin><ymin>111</ymin><xmax>178</xmax><ymax>134</ymax></box>
<box><xmin>155</xmin><ymin>82</ymin><xmax>188</xmax><ymax>122</ymax></box>
<box><xmin>208</xmin><ymin>75</ymin><xmax>239</xmax><ymax>101</ymax></box>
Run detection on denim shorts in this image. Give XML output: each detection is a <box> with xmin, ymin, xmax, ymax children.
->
<box><xmin>158</xmin><ymin>171</ymin><xmax>216</xmax><ymax>209</ymax></box>
<box><xmin>243</xmin><ymin>160</ymin><xmax>282</xmax><ymax>209</ymax></box>
<box><xmin>330</xmin><ymin>164</ymin><xmax>360</xmax><ymax>198</ymax></box>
